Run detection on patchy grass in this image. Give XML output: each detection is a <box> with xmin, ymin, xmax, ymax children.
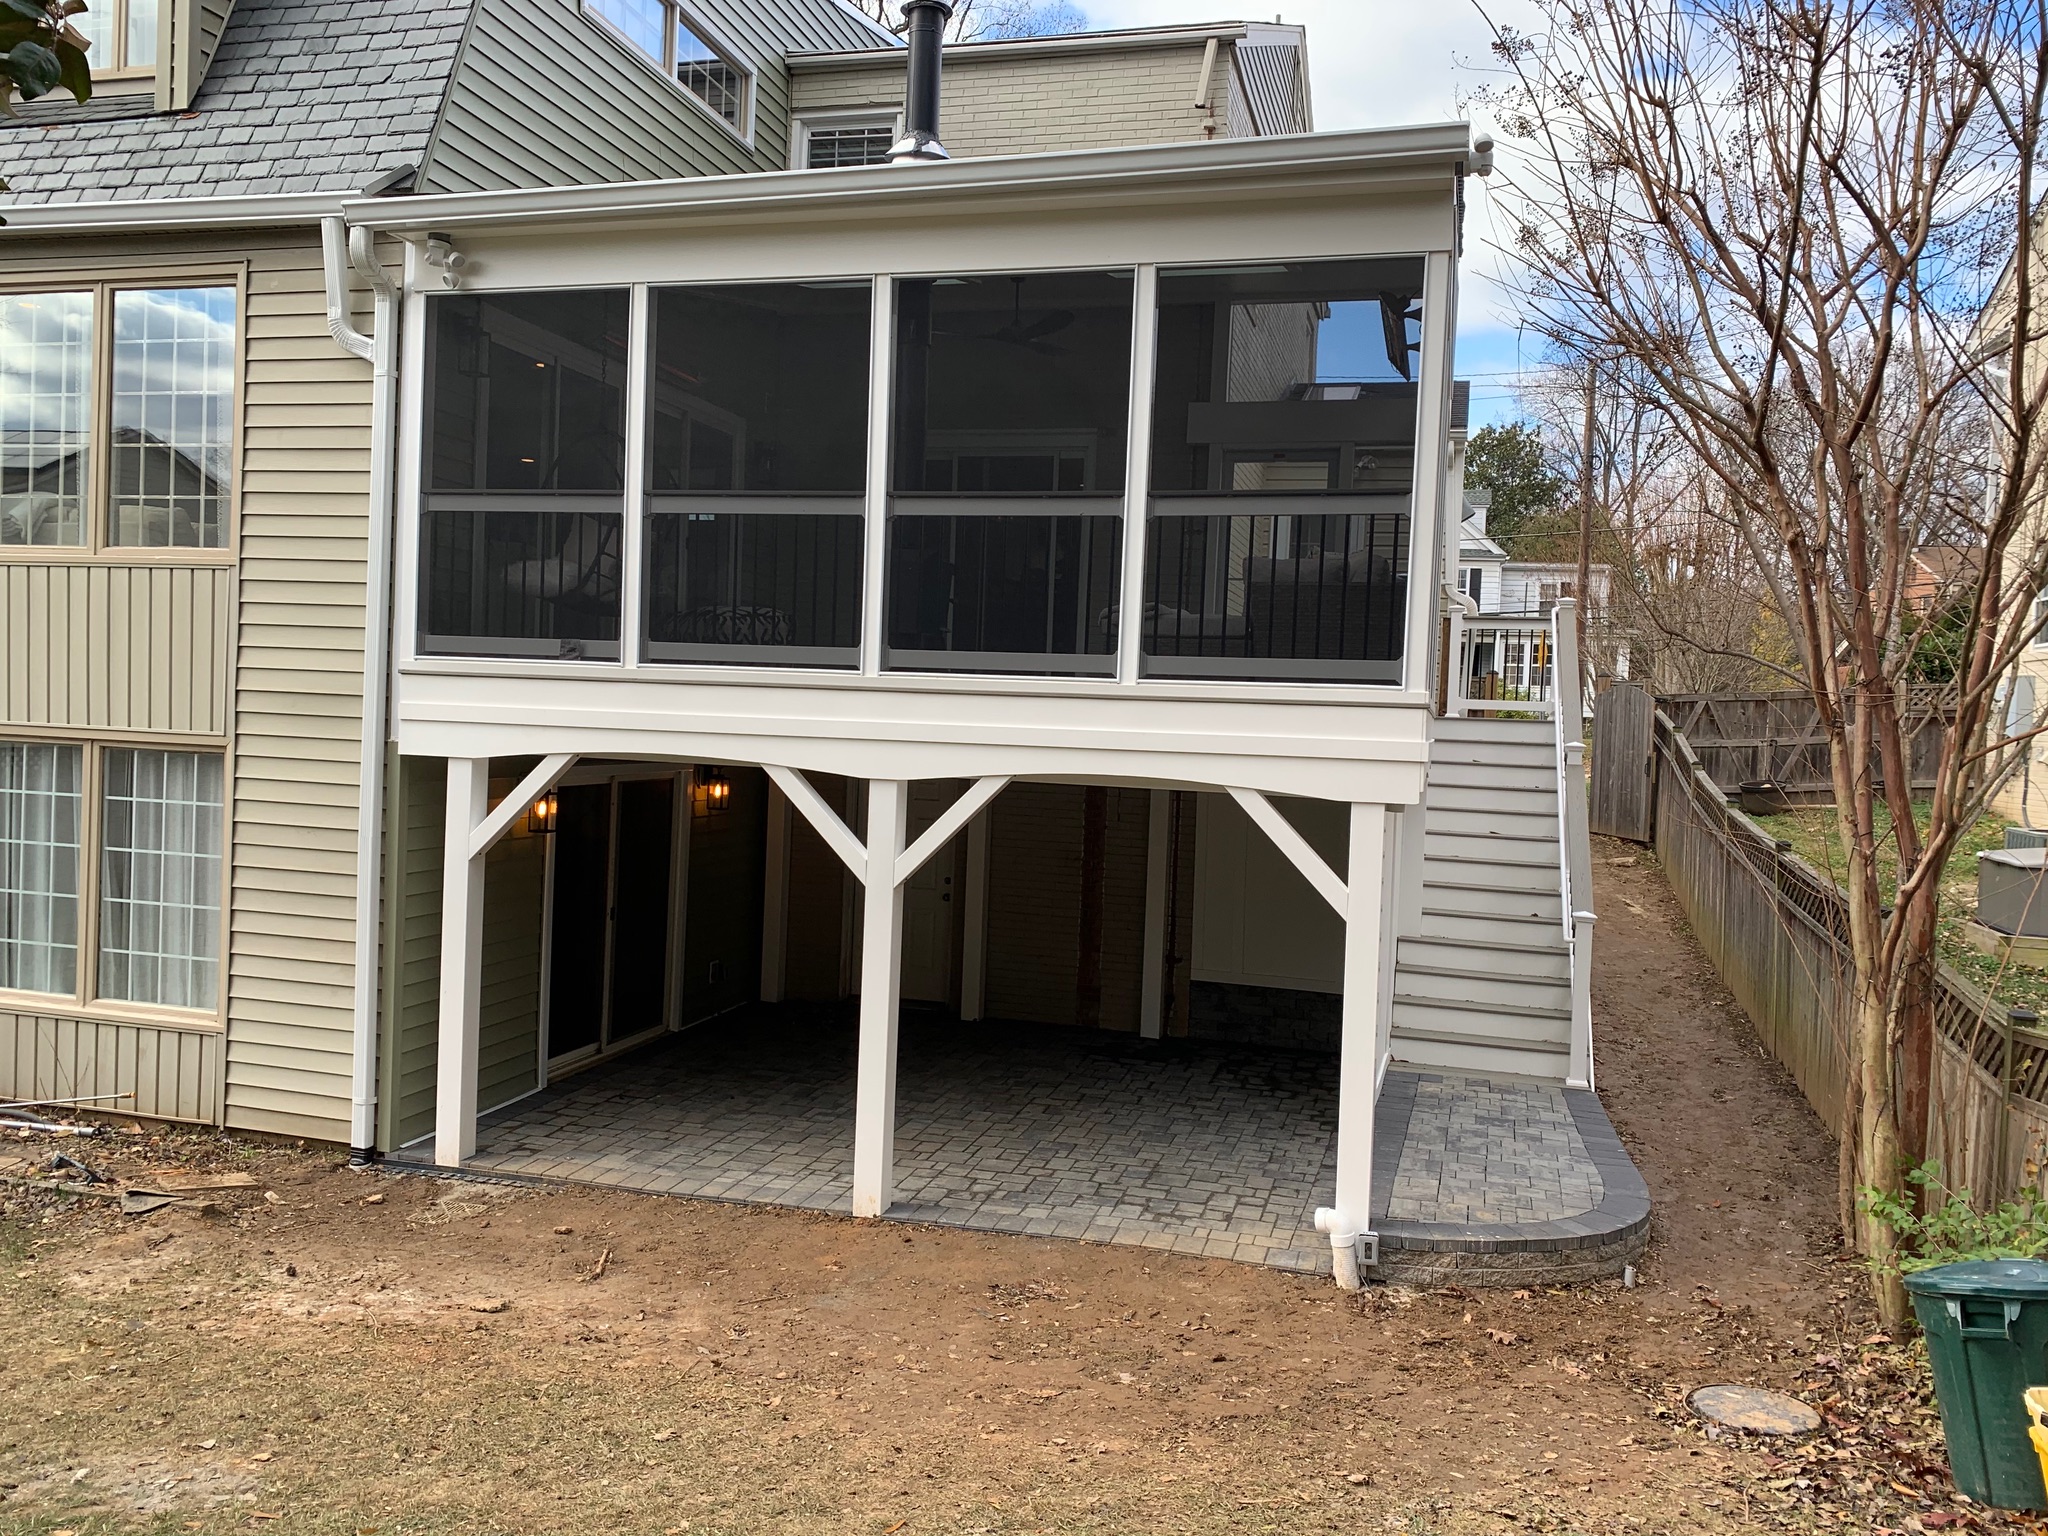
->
<box><xmin>1747</xmin><ymin>800</ymin><xmax>2048</xmax><ymax>1013</ymax></box>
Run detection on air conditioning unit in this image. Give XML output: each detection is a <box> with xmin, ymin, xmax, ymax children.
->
<box><xmin>2006</xmin><ymin>828</ymin><xmax>2048</xmax><ymax>851</ymax></box>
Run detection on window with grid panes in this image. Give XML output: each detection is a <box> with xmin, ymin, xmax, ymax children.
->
<box><xmin>584</xmin><ymin>0</ymin><xmax>751</xmax><ymax>132</ymax></box>
<box><xmin>0</xmin><ymin>742</ymin><xmax>82</xmax><ymax>997</ymax></box>
<box><xmin>0</xmin><ymin>281</ymin><xmax>235</xmax><ymax>550</ymax></box>
<box><xmin>98</xmin><ymin>748</ymin><xmax>223</xmax><ymax>1011</ymax></box>
<box><xmin>74</xmin><ymin>0</ymin><xmax>157</xmax><ymax>76</ymax></box>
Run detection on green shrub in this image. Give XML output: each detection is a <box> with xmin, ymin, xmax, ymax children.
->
<box><xmin>1861</xmin><ymin>1163</ymin><xmax>2048</xmax><ymax>1272</ymax></box>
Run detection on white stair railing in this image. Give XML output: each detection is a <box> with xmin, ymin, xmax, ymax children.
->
<box><xmin>1550</xmin><ymin>599</ymin><xmax>1597</xmax><ymax>1089</ymax></box>
<box><xmin>1448</xmin><ymin>613</ymin><xmax>1559</xmax><ymax>718</ymax></box>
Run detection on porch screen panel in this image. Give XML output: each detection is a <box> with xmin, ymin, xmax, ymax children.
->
<box><xmin>0</xmin><ymin>292</ymin><xmax>92</xmax><ymax>547</ymax></box>
<box><xmin>1143</xmin><ymin>258</ymin><xmax>1421</xmax><ymax>683</ymax></box>
<box><xmin>0</xmin><ymin>742</ymin><xmax>82</xmax><ymax>995</ymax></box>
<box><xmin>887</xmin><ymin>269</ymin><xmax>1133</xmax><ymax>676</ymax></box>
<box><xmin>423</xmin><ymin>289</ymin><xmax>629</xmax><ymax>660</ymax></box>
<box><xmin>644</xmin><ymin>281</ymin><xmax>870</xmax><ymax>667</ymax></box>
<box><xmin>109</xmin><ymin>286</ymin><xmax>236</xmax><ymax>549</ymax></box>
<box><xmin>98</xmin><ymin>747</ymin><xmax>224</xmax><ymax>1012</ymax></box>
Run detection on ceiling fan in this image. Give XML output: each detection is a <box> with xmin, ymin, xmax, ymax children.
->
<box><xmin>938</xmin><ymin>276</ymin><xmax>1077</xmax><ymax>355</ymax></box>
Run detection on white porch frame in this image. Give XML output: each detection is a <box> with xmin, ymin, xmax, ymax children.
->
<box><xmin>436</xmin><ymin>751</ymin><xmax>577</xmax><ymax>1166</ymax></box>
<box><xmin>1227</xmin><ymin>787</ymin><xmax>1400</xmax><ymax>1289</ymax></box>
<box><xmin>763</xmin><ymin>766</ymin><xmax>1012</xmax><ymax>1216</ymax></box>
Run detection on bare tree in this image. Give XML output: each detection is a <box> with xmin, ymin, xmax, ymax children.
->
<box><xmin>1477</xmin><ymin>0</ymin><xmax>2048</xmax><ymax>1324</ymax></box>
<box><xmin>847</xmin><ymin>0</ymin><xmax>1086</xmax><ymax>42</ymax></box>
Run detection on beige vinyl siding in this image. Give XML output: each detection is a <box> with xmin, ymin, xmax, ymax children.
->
<box><xmin>478</xmin><ymin>781</ymin><xmax>546</xmax><ymax>1113</ymax></box>
<box><xmin>0</xmin><ymin>564</ymin><xmax>231</xmax><ymax>736</ymax></box>
<box><xmin>0</xmin><ymin>228</ymin><xmax>378</xmax><ymax>1143</ymax></box>
<box><xmin>382</xmin><ymin>755</ymin><xmax>444</xmax><ymax>1150</ymax></box>
<box><xmin>380</xmin><ymin>756</ymin><xmax>552</xmax><ymax>1145</ymax></box>
<box><xmin>0</xmin><ymin>1011</ymin><xmax>224</xmax><ymax>1123</ymax></box>
<box><xmin>790</xmin><ymin>42</ymin><xmax>1226</xmax><ymax>162</ymax></box>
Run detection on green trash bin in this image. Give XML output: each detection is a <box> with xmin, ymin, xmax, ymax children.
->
<box><xmin>1905</xmin><ymin>1259</ymin><xmax>2048</xmax><ymax>1510</ymax></box>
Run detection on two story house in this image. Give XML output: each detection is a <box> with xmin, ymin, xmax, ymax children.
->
<box><xmin>0</xmin><ymin>0</ymin><xmax>1638</xmax><ymax>1288</ymax></box>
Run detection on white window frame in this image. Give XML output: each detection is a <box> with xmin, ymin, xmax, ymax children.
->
<box><xmin>79</xmin><ymin>0</ymin><xmax>157</xmax><ymax>80</ymax></box>
<box><xmin>2033</xmin><ymin>593</ymin><xmax>2048</xmax><ymax>649</ymax></box>
<box><xmin>580</xmin><ymin>0</ymin><xmax>757</xmax><ymax>145</ymax></box>
<box><xmin>792</xmin><ymin>108</ymin><xmax>904</xmax><ymax>172</ymax></box>
<box><xmin>0</xmin><ymin>733</ymin><xmax>228</xmax><ymax>1028</ymax></box>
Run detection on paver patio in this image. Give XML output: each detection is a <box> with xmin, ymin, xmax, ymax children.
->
<box><xmin>389</xmin><ymin>1004</ymin><xmax>1646</xmax><ymax>1278</ymax></box>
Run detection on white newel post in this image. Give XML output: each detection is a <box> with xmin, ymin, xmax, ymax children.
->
<box><xmin>1323</xmin><ymin>801</ymin><xmax>1393</xmax><ymax>1289</ymax></box>
<box><xmin>853</xmin><ymin>778</ymin><xmax>910</xmax><ymax>1217</ymax></box>
<box><xmin>434</xmin><ymin>757</ymin><xmax>490</xmax><ymax>1167</ymax></box>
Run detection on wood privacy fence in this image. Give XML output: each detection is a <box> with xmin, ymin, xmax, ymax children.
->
<box><xmin>1661</xmin><ymin>688</ymin><xmax>1952</xmax><ymax>799</ymax></box>
<box><xmin>1637</xmin><ymin>708</ymin><xmax>2048</xmax><ymax>1205</ymax></box>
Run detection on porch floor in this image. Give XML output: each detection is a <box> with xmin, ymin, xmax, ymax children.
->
<box><xmin>390</xmin><ymin>1006</ymin><xmax>1647</xmax><ymax>1281</ymax></box>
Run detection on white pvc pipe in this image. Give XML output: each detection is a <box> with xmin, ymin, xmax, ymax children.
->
<box><xmin>324</xmin><ymin>216</ymin><xmax>400</xmax><ymax>1161</ymax></box>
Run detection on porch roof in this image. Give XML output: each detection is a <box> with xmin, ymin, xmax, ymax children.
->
<box><xmin>337</xmin><ymin>122</ymin><xmax>1478</xmax><ymax>238</ymax></box>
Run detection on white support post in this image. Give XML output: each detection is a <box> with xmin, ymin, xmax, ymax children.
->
<box><xmin>434</xmin><ymin>757</ymin><xmax>490</xmax><ymax>1168</ymax></box>
<box><xmin>1116</xmin><ymin>265</ymin><xmax>1160</xmax><ymax>685</ymax></box>
<box><xmin>620</xmin><ymin>282</ymin><xmax>650</xmax><ymax>669</ymax></box>
<box><xmin>852</xmin><ymin>778</ymin><xmax>909</xmax><ymax>1217</ymax></box>
<box><xmin>860</xmin><ymin>278</ymin><xmax>896</xmax><ymax>676</ymax></box>
<box><xmin>1320</xmin><ymin>801</ymin><xmax>1393</xmax><ymax>1290</ymax></box>
<box><xmin>760</xmin><ymin>782</ymin><xmax>791</xmax><ymax>1004</ymax></box>
<box><xmin>961</xmin><ymin>807</ymin><xmax>991</xmax><ymax>1022</ymax></box>
<box><xmin>1140</xmin><ymin>789</ymin><xmax>1170</xmax><ymax>1039</ymax></box>
<box><xmin>1445</xmin><ymin>604</ymin><xmax>1467</xmax><ymax>717</ymax></box>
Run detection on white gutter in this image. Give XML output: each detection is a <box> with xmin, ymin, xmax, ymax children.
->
<box><xmin>323</xmin><ymin>215</ymin><xmax>401</xmax><ymax>1161</ymax></box>
<box><xmin>788</xmin><ymin>22</ymin><xmax>1247</xmax><ymax>67</ymax></box>
<box><xmin>343</xmin><ymin>123</ymin><xmax>1474</xmax><ymax>234</ymax></box>
<box><xmin>0</xmin><ymin>190</ymin><xmax>347</xmax><ymax>233</ymax></box>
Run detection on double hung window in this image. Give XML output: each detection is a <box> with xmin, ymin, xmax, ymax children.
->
<box><xmin>0</xmin><ymin>740</ymin><xmax>223</xmax><ymax>1015</ymax></box>
<box><xmin>0</xmin><ymin>282</ymin><xmax>237</xmax><ymax>551</ymax></box>
<box><xmin>75</xmin><ymin>0</ymin><xmax>157</xmax><ymax>77</ymax></box>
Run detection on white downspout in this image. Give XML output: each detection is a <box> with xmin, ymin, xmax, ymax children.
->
<box><xmin>324</xmin><ymin>214</ymin><xmax>400</xmax><ymax>1162</ymax></box>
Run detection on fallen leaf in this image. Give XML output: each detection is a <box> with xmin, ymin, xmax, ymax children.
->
<box><xmin>553</xmin><ymin>1225</ymin><xmax>573</xmax><ymax>1235</ymax></box>
<box><xmin>653</xmin><ymin>1429</ymin><xmax>674</xmax><ymax>1442</ymax></box>
<box><xmin>886</xmin><ymin>1523</ymin><xmax>908</xmax><ymax>1534</ymax></box>
<box><xmin>1115</xmin><ymin>1371</ymin><xmax>1135</xmax><ymax>1384</ymax></box>
<box><xmin>262</xmin><ymin>1191</ymin><xmax>282</xmax><ymax>1205</ymax></box>
<box><xmin>1487</xmin><ymin>1329</ymin><xmax>1520</xmax><ymax>1345</ymax></box>
<box><xmin>1345</xmin><ymin>1472</ymin><xmax>1370</xmax><ymax>1486</ymax></box>
<box><xmin>362</xmin><ymin>1193</ymin><xmax>386</xmax><ymax>1206</ymax></box>
<box><xmin>197</xmin><ymin>1439</ymin><xmax>217</xmax><ymax>1450</ymax></box>
<box><xmin>251</xmin><ymin>1451</ymin><xmax>273</xmax><ymax>1463</ymax></box>
<box><xmin>467</xmin><ymin>1298</ymin><xmax>509</xmax><ymax>1314</ymax></box>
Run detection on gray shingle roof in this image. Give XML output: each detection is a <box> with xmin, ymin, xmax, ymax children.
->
<box><xmin>0</xmin><ymin>0</ymin><xmax>474</xmax><ymax>203</ymax></box>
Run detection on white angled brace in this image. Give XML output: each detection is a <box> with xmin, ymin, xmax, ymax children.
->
<box><xmin>894</xmin><ymin>776</ymin><xmax>1009</xmax><ymax>888</ymax></box>
<box><xmin>1227</xmin><ymin>786</ymin><xmax>1350</xmax><ymax>918</ymax></box>
<box><xmin>763</xmin><ymin>764</ymin><xmax>869</xmax><ymax>879</ymax></box>
<box><xmin>467</xmin><ymin>753</ymin><xmax>575</xmax><ymax>860</ymax></box>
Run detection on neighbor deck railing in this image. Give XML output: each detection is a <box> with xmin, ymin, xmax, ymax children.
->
<box><xmin>1445</xmin><ymin>610</ymin><xmax>1557</xmax><ymax>716</ymax></box>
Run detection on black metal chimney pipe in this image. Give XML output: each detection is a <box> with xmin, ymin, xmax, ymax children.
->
<box><xmin>889</xmin><ymin>0</ymin><xmax>953</xmax><ymax>162</ymax></box>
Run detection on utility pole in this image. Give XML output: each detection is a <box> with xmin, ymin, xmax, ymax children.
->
<box><xmin>1575</xmin><ymin>360</ymin><xmax>1597</xmax><ymax>675</ymax></box>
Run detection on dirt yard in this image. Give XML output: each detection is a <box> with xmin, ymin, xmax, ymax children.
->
<box><xmin>0</xmin><ymin>843</ymin><xmax>2037</xmax><ymax>1536</ymax></box>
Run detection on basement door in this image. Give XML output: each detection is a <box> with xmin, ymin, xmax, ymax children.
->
<box><xmin>546</xmin><ymin>774</ymin><xmax>680</xmax><ymax>1068</ymax></box>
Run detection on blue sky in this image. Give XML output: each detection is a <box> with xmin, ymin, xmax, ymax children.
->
<box><xmin>1050</xmin><ymin>0</ymin><xmax>1544</xmax><ymax>428</ymax></box>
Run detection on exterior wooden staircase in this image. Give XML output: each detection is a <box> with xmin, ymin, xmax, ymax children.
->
<box><xmin>1395</xmin><ymin>605</ymin><xmax>1596</xmax><ymax>1085</ymax></box>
